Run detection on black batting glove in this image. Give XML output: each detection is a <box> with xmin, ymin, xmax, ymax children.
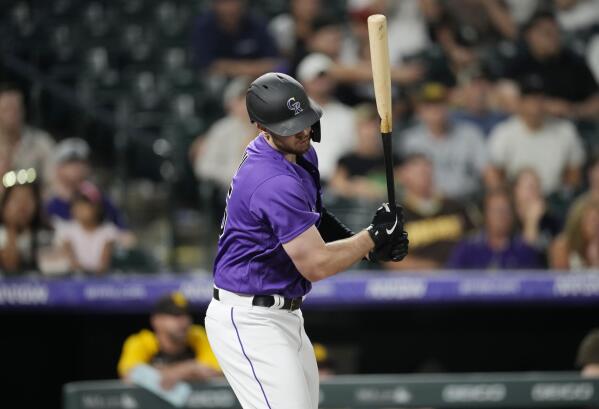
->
<box><xmin>366</xmin><ymin>203</ymin><xmax>404</xmax><ymax>248</ymax></box>
<box><xmin>369</xmin><ymin>231</ymin><xmax>409</xmax><ymax>263</ymax></box>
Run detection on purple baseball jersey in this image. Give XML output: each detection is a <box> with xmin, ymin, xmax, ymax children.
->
<box><xmin>213</xmin><ymin>133</ymin><xmax>321</xmax><ymax>298</ymax></box>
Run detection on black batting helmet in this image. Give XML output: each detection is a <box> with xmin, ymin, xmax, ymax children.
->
<box><xmin>246</xmin><ymin>72</ymin><xmax>323</xmax><ymax>142</ymax></box>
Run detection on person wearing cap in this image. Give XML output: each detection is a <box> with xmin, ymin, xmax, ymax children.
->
<box><xmin>576</xmin><ymin>328</ymin><xmax>599</xmax><ymax>377</ymax></box>
<box><xmin>46</xmin><ymin>138</ymin><xmax>128</xmax><ymax>231</ymax></box>
<box><xmin>0</xmin><ymin>83</ymin><xmax>55</xmax><ymax>192</ymax></box>
<box><xmin>117</xmin><ymin>292</ymin><xmax>221</xmax><ymax>388</ymax></box>
<box><xmin>190</xmin><ymin>77</ymin><xmax>256</xmax><ymax>195</ymax></box>
<box><xmin>297</xmin><ymin>53</ymin><xmax>357</xmax><ymax>182</ymax></box>
<box><xmin>312</xmin><ymin>342</ymin><xmax>336</xmax><ymax>379</ymax></box>
<box><xmin>384</xmin><ymin>152</ymin><xmax>478</xmax><ymax>270</ymax></box>
<box><xmin>501</xmin><ymin>11</ymin><xmax>599</xmax><ymax>120</ymax></box>
<box><xmin>398</xmin><ymin>82</ymin><xmax>488</xmax><ymax>200</ymax></box>
<box><xmin>486</xmin><ymin>75</ymin><xmax>585</xmax><ymax>196</ymax></box>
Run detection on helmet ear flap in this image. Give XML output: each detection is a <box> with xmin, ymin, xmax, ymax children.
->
<box><xmin>310</xmin><ymin>121</ymin><xmax>321</xmax><ymax>143</ymax></box>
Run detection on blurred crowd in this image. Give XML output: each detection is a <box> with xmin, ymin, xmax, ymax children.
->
<box><xmin>2</xmin><ymin>0</ymin><xmax>599</xmax><ymax>275</ymax></box>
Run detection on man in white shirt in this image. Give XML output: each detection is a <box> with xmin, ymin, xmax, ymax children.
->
<box><xmin>486</xmin><ymin>75</ymin><xmax>585</xmax><ymax>195</ymax></box>
<box><xmin>398</xmin><ymin>83</ymin><xmax>489</xmax><ymax>200</ymax></box>
<box><xmin>190</xmin><ymin>77</ymin><xmax>256</xmax><ymax>192</ymax></box>
<box><xmin>297</xmin><ymin>53</ymin><xmax>357</xmax><ymax>182</ymax></box>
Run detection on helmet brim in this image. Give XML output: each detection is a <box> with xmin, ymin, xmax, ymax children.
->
<box><xmin>262</xmin><ymin>98</ymin><xmax>323</xmax><ymax>137</ymax></box>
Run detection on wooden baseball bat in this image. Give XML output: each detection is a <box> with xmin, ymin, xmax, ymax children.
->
<box><xmin>367</xmin><ymin>14</ymin><xmax>396</xmax><ymax>209</ymax></box>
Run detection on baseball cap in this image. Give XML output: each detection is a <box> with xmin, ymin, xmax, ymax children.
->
<box><xmin>54</xmin><ymin>138</ymin><xmax>90</xmax><ymax>163</ymax></box>
<box><xmin>522</xmin><ymin>10</ymin><xmax>557</xmax><ymax>34</ymax></box>
<box><xmin>153</xmin><ymin>292</ymin><xmax>190</xmax><ymax>316</ymax></box>
<box><xmin>297</xmin><ymin>53</ymin><xmax>333</xmax><ymax>83</ymax></box>
<box><xmin>415</xmin><ymin>82</ymin><xmax>448</xmax><ymax>104</ymax></box>
<box><xmin>576</xmin><ymin>329</ymin><xmax>599</xmax><ymax>367</ymax></box>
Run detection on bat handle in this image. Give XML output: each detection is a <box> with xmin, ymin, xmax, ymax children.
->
<box><xmin>381</xmin><ymin>132</ymin><xmax>396</xmax><ymax>210</ymax></box>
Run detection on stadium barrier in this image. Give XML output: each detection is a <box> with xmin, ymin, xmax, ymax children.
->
<box><xmin>3</xmin><ymin>271</ymin><xmax>599</xmax><ymax>312</ymax></box>
<box><xmin>64</xmin><ymin>372</ymin><xmax>599</xmax><ymax>408</ymax></box>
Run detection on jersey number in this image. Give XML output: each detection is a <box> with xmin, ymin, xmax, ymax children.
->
<box><xmin>219</xmin><ymin>151</ymin><xmax>249</xmax><ymax>238</ymax></box>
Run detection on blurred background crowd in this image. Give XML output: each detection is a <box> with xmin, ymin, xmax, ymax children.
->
<box><xmin>2</xmin><ymin>0</ymin><xmax>599</xmax><ymax>275</ymax></box>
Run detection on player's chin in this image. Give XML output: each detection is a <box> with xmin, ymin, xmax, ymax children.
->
<box><xmin>295</xmin><ymin>141</ymin><xmax>311</xmax><ymax>154</ymax></box>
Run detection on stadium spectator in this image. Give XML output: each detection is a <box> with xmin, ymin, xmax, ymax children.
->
<box><xmin>576</xmin><ymin>328</ymin><xmax>599</xmax><ymax>377</ymax></box>
<box><xmin>589</xmin><ymin>33</ymin><xmax>599</xmax><ymax>83</ymax></box>
<box><xmin>385</xmin><ymin>153</ymin><xmax>477</xmax><ymax>270</ymax></box>
<box><xmin>46</xmin><ymin>138</ymin><xmax>129</xmax><ymax>232</ymax></box>
<box><xmin>555</xmin><ymin>0</ymin><xmax>599</xmax><ymax>35</ymax></box>
<box><xmin>450</xmin><ymin>69</ymin><xmax>508</xmax><ymax>136</ymax></box>
<box><xmin>0</xmin><ymin>84</ymin><xmax>55</xmax><ymax>191</ymax></box>
<box><xmin>419</xmin><ymin>0</ymin><xmax>516</xmax><ymax>87</ymax></box>
<box><xmin>549</xmin><ymin>196</ymin><xmax>599</xmax><ymax>269</ymax></box>
<box><xmin>268</xmin><ymin>0</ymin><xmax>321</xmax><ymax>62</ymax></box>
<box><xmin>303</xmin><ymin>11</ymin><xmax>423</xmax><ymax>103</ymax></box>
<box><xmin>191</xmin><ymin>0</ymin><xmax>280</xmax><ymax>78</ymax></box>
<box><xmin>190</xmin><ymin>77</ymin><xmax>255</xmax><ymax>194</ymax></box>
<box><xmin>0</xmin><ymin>172</ymin><xmax>52</xmax><ymax>273</ymax></box>
<box><xmin>328</xmin><ymin>103</ymin><xmax>391</xmax><ymax>201</ymax></box>
<box><xmin>573</xmin><ymin>155</ymin><xmax>599</xmax><ymax>205</ymax></box>
<box><xmin>433</xmin><ymin>0</ymin><xmax>518</xmax><ymax>48</ymax></box>
<box><xmin>387</xmin><ymin>0</ymin><xmax>431</xmax><ymax>66</ymax></box>
<box><xmin>512</xmin><ymin>168</ymin><xmax>562</xmax><ymax>262</ymax></box>
<box><xmin>447</xmin><ymin>189</ymin><xmax>542</xmax><ymax>269</ymax></box>
<box><xmin>486</xmin><ymin>75</ymin><xmax>586</xmax><ymax>195</ymax></box>
<box><xmin>502</xmin><ymin>11</ymin><xmax>599</xmax><ymax>120</ymax></box>
<box><xmin>398</xmin><ymin>82</ymin><xmax>488</xmax><ymax>200</ymax></box>
<box><xmin>313</xmin><ymin>342</ymin><xmax>336</xmax><ymax>379</ymax></box>
<box><xmin>305</xmin><ymin>15</ymin><xmax>345</xmax><ymax>61</ymax></box>
<box><xmin>55</xmin><ymin>182</ymin><xmax>118</xmax><ymax>274</ymax></box>
<box><xmin>117</xmin><ymin>292</ymin><xmax>221</xmax><ymax>388</ymax></box>
<box><xmin>298</xmin><ymin>53</ymin><xmax>357</xmax><ymax>182</ymax></box>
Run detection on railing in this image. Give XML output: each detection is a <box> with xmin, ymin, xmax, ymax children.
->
<box><xmin>63</xmin><ymin>372</ymin><xmax>599</xmax><ymax>408</ymax></box>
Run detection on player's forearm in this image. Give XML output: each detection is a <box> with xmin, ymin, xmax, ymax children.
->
<box><xmin>309</xmin><ymin>230</ymin><xmax>374</xmax><ymax>281</ymax></box>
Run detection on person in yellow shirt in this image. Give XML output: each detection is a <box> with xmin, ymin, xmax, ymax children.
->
<box><xmin>118</xmin><ymin>292</ymin><xmax>221</xmax><ymax>388</ymax></box>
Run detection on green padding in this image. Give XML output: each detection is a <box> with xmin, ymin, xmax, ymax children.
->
<box><xmin>64</xmin><ymin>372</ymin><xmax>599</xmax><ymax>409</ymax></box>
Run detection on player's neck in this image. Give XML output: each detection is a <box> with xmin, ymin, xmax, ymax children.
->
<box><xmin>264</xmin><ymin>133</ymin><xmax>297</xmax><ymax>163</ymax></box>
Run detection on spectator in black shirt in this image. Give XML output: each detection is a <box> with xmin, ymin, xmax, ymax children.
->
<box><xmin>502</xmin><ymin>11</ymin><xmax>599</xmax><ymax>120</ymax></box>
<box><xmin>328</xmin><ymin>104</ymin><xmax>397</xmax><ymax>202</ymax></box>
<box><xmin>191</xmin><ymin>0</ymin><xmax>280</xmax><ymax>78</ymax></box>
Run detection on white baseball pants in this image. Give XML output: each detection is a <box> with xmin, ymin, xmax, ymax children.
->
<box><xmin>205</xmin><ymin>289</ymin><xmax>319</xmax><ymax>409</ymax></box>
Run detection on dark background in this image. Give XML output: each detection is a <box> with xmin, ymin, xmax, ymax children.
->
<box><xmin>3</xmin><ymin>302</ymin><xmax>598</xmax><ymax>408</ymax></box>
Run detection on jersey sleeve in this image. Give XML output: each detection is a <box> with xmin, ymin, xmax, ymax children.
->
<box><xmin>189</xmin><ymin>325</ymin><xmax>221</xmax><ymax>371</ymax></box>
<box><xmin>116</xmin><ymin>330</ymin><xmax>158</xmax><ymax>377</ymax></box>
<box><xmin>250</xmin><ymin>175</ymin><xmax>320</xmax><ymax>244</ymax></box>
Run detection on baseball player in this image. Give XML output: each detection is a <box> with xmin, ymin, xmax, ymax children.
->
<box><xmin>205</xmin><ymin>72</ymin><xmax>409</xmax><ymax>409</ymax></box>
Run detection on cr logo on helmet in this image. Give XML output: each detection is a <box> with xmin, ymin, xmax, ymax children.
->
<box><xmin>287</xmin><ymin>97</ymin><xmax>303</xmax><ymax>115</ymax></box>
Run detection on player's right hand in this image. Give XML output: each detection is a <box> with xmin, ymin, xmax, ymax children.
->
<box><xmin>366</xmin><ymin>203</ymin><xmax>404</xmax><ymax>248</ymax></box>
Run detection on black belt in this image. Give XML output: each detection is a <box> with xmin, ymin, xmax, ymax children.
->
<box><xmin>213</xmin><ymin>288</ymin><xmax>303</xmax><ymax>311</ymax></box>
